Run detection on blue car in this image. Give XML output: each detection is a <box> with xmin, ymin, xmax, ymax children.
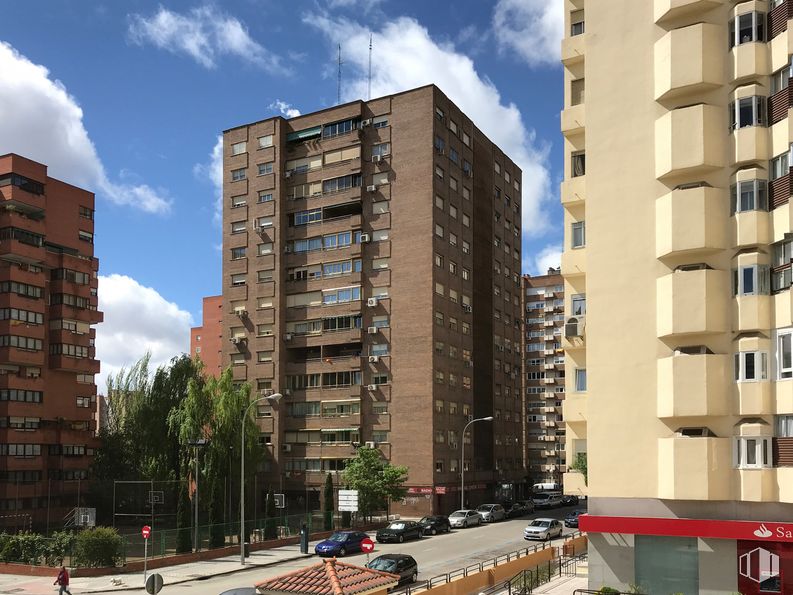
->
<box><xmin>314</xmin><ymin>531</ymin><xmax>369</xmax><ymax>557</ymax></box>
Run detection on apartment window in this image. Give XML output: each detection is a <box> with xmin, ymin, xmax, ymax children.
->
<box><xmin>449</xmin><ymin>261</ymin><xmax>458</xmax><ymax>275</ymax></box>
<box><xmin>462</xmin><ymin>321</ymin><xmax>470</xmax><ymax>335</ymax></box>
<box><xmin>732</xmin><ymin>264</ymin><xmax>770</xmax><ymax>296</ymax></box>
<box><xmin>258</xmin><ymin>191</ymin><xmax>273</xmax><ymax>203</ymax></box>
<box><xmin>462</xmin><ymin>186</ymin><xmax>470</xmax><ymax>200</ymax></box>
<box><xmin>462</xmin><ymin>214</ymin><xmax>470</xmax><ymax>228</ymax></box>
<box><xmin>231</xmin><ymin>195</ymin><xmax>246</xmax><ymax>208</ymax></box>
<box><xmin>730</xmin><ymin>180</ymin><xmax>768</xmax><ymax>214</ymax></box>
<box><xmin>435</xmin><ymin>371</ymin><xmax>445</xmax><ymax>385</ymax></box>
<box><xmin>450</xmin><ymin>232</ymin><xmax>458</xmax><ymax>247</ymax></box>
<box><xmin>258</xmin><ymin>243</ymin><xmax>273</xmax><ymax>255</ymax></box>
<box><xmin>435</xmin><ymin>166</ymin><xmax>444</xmax><ymax>179</ymax></box>
<box><xmin>292</xmin><ymin>209</ymin><xmax>322</xmax><ymax>226</ymax></box>
<box><xmin>231</xmin><ymin>220</ymin><xmax>246</xmax><ymax>234</ymax></box>
<box><xmin>729</xmin><ymin>12</ymin><xmax>766</xmax><ymax>48</ymax></box>
<box><xmin>435</xmin><ymin>224</ymin><xmax>444</xmax><ymax>238</ymax></box>
<box><xmin>323</xmin><ymin>174</ymin><xmax>362</xmax><ymax>194</ymax></box>
<box><xmin>571</xmin><ymin>79</ymin><xmax>585</xmax><ymax>106</ymax></box>
<box><xmin>258</xmin><ymin>135</ymin><xmax>273</xmax><ymax>148</ymax></box>
<box><xmin>734</xmin><ymin>437</ymin><xmax>772</xmax><ymax>469</ymax></box>
<box><xmin>449</xmin><ymin>204</ymin><xmax>457</xmax><ymax>219</ymax></box>
<box><xmin>231</xmin><ymin>247</ymin><xmax>246</xmax><ymax>260</ymax></box>
<box><xmin>571</xmin><ymin>221</ymin><xmax>585</xmax><ymax>248</ymax></box>
<box><xmin>435</xmin><ymin>282</ymin><xmax>445</xmax><ymax>296</ymax></box>
<box><xmin>571</xmin><ymin>152</ymin><xmax>586</xmax><ymax>177</ymax></box>
<box><xmin>771</xmin><ymin>67</ymin><xmax>790</xmax><ymax>94</ymax></box>
<box><xmin>449</xmin><ymin>148</ymin><xmax>459</xmax><ymax>164</ymax></box>
<box><xmin>449</xmin><ymin>289</ymin><xmax>458</xmax><ymax>303</ymax></box>
<box><xmin>574</xmin><ymin>368</ymin><xmax>587</xmax><ymax>392</ymax></box>
<box><xmin>373</xmin><ymin>374</ymin><xmax>389</xmax><ymax>386</ymax></box>
<box><xmin>572</xmin><ymin>294</ymin><xmax>586</xmax><ymax>316</ymax></box>
<box><xmin>231</xmin><ymin>274</ymin><xmax>246</xmax><ymax>287</ymax></box>
<box><xmin>449</xmin><ymin>317</ymin><xmax>458</xmax><ymax>331</ymax></box>
<box><xmin>231</xmin><ymin>168</ymin><xmax>246</xmax><ymax>181</ymax></box>
<box><xmin>735</xmin><ymin>351</ymin><xmax>769</xmax><ymax>381</ymax></box>
<box><xmin>435</xmin><ymin>311</ymin><xmax>444</xmax><ymax>326</ymax></box>
<box><xmin>462</xmin><ymin>240</ymin><xmax>470</xmax><ymax>254</ymax></box>
<box><xmin>462</xmin><ymin>160</ymin><xmax>472</xmax><ymax>176</ymax></box>
<box><xmin>435</xmin><ymin>399</ymin><xmax>444</xmax><ymax>413</ymax></box>
<box><xmin>570</xmin><ymin>9</ymin><xmax>585</xmax><ymax>36</ymax></box>
<box><xmin>495</xmin><ymin>162</ymin><xmax>501</xmax><ymax>175</ymax></box>
<box><xmin>435</xmin><ymin>195</ymin><xmax>444</xmax><ymax>210</ymax></box>
<box><xmin>258</xmin><ymin>162</ymin><xmax>274</xmax><ymax>176</ymax></box>
<box><xmin>462</xmin><ymin>132</ymin><xmax>470</xmax><ymax>147</ymax></box>
<box><xmin>372</xmin><ymin>142</ymin><xmax>390</xmax><ymax>158</ymax></box>
<box><xmin>773</xmin><ymin>239</ymin><xmax>793</xmax><ymax>291</ymax></box>
<box><xmin>435</xmin><ymin>254</ymin><xmax>444</xmax><ymax>268</ymax></box>
<box><xmin>435</xmin><ymin>107</ymin><xmax>444</xmax><ymax>121</ymax></box>
<box><xmin>778</xmin><ymin>415</ymin><xmax>793</xmax><ymax>436</ymax></box>
<box><xmin>770</xmin><ymin>152</ymin><xmax>790</xmax><ymax>180</ymax></box>
<box><xmin>462</xmin><ymin>268</ymin><xmax>470</xmax><ymax>281</ymax></box>
<box><xmin>779</xmin><ymin>331</ymin><xmax>793</xmax><ymax>379</ymax></box>
<box><xmin>79</xmin><ymin>206</ymin><xmax>94</xmax><ymax>220</ymax></box>
<box><xmin>231</xmin><ymin>141</ymin><xmax>247</xmax><ymax>155</ymax></box>
<box><xmin>729</xmin><ymin>96</ymin><xmax>766</xmax><ymax>129</ymax></box>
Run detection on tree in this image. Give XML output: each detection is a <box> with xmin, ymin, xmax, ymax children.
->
<box><xmin>342</xmin><ymin>447</ymin><xmax>408</xmax><ymax>520</ymax></box>
<box><xmin>570</xmin><ymin>453</ymin><xmax>588</xmax><ymax>485</ymax></box>
<box><xmin>264</xmin><ymin>489</ymin><xmax>277</xmax><ymax>539</ymax></box>
<box><xmin>175</xmin><ymin>480</ymin><xmax>192</xmax><ymax>553</ymax></box>
<box><xmin>323</xmin><ymin>474</ymin><xmax>334</xmax><ymax>531</ymax></box>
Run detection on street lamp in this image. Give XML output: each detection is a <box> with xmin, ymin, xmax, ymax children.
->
<box><xmin>240</xmin><ymin>392</ymin><xmax>282</xmax><ymax>565</ymax></box>
<box><xmin>188</xmin><ymin>438</ymin><xmax>208</xmax><ymax>553</ymax></box>
<box><xmin>460</xmin><ymin>416</ymin><xmax>494</xmax><ymax>511</ymax></box>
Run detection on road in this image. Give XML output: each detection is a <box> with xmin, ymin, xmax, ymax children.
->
<box><xmin>177</xmin><ymin>505</ymin><xmax>586</xmax><ymax>594</ymax></box>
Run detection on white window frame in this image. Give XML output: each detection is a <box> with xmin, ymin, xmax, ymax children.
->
<box><xmin>574</xmin><ymin>368</ymin><xmax>587</xmax><ymax>392</ymax></box>
<box><xmin>778</xmin><ymin>330</ymin><xmax>793</xmax><ymax>379</ymax></box>
<box><xmin>733</xmin><ymin>264</ymin><xmax>770</xmax><ymax>296</ymax></box>
<box><xmin>734</xmin><ymin>351</ymin><xmax>769</xmax><ymax>382</ymax></box>
<box><xmin>571</xmin><ymin>221</ymin><xmax>585</xmax><ymax>249</ymax></box>
<box><xmin>733</xmin><ymin>436</ymin><xmax>772</xmax><ymax>469</ymax></box>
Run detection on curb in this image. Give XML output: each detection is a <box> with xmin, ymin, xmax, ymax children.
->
<box><xmin>79</xmin><ymin>552</ymin><xmax>315</xmax><ymax>593</ymax></box>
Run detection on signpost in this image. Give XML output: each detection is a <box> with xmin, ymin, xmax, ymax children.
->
<box><xmin>145</xmin><ymin>573</ymin><xmax>164</xmax><ymax>595</ymax></box>
<box><xmin>360</xmin><ymin>536</ymin><xmax>374</xmax><ymax>564</ymax></box>
<box><xmin>338</xmin><ymin>489</ymin><xmax>359</xmax><ymax>512</ymax></box>
<box><xmin>274</xmin><ymin>493</ymin><xmax>286</xmax><ymax>508</ymax></box>
<box><xmin>142</xmin><ymin>525</ymin><xmax>151</xmax><ymax>585</ymax></box>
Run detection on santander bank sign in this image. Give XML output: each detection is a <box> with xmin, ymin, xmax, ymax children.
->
<box><xmin>579</xmin><ymin>515</ymin><xmax>793</xmax><ymax>543</ymax></box>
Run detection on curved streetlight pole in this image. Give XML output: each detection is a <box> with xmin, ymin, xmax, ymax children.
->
<box><xmin>460</xmin><ymin>416</ymin><xmax>494</xmax><ymax>511</ymax></box>
<box><xmin>240</xmin><ymin>393</ymin><xmax>282</xmax><ymax>565</ymax></box>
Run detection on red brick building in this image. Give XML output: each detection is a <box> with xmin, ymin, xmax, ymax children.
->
<box><xmin>0</xmin><ymin>154</ymin><xmax>102</xmax><ymax>530</ymax></box>
<box><xmin>190</xmin><ymin>295</ymin><xmax>223</xmax><ymax>377</ymax></box>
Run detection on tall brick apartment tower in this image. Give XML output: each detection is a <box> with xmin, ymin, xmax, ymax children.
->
<box><xmin>222</xmin><ymin>85</ymin><xmax>525</xmax><ymax>516</ymax></box>
<box><xmin>0</xmin><ymin>154</ymin><xmax>102</xmax><ymax>530</ymax></box>
<box><xmin>191</xmin><ymin>295</ymin><xmax>223</xmax><ymax>377</ymax></box>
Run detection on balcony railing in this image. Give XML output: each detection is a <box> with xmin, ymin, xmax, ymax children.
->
<box><xmin>768</xmin><ymin>0</ymin><xmax>790</xmax><ymax>40</ymax></box>
<box><xmin>768</xmin><ymin>86</ymin><xmax>790</xmax><ymax>126</ymax></box>
<box><xmin>770</xmin><ymin>171</ymin><xmax>792</xmax><ymax>208</ymax></box>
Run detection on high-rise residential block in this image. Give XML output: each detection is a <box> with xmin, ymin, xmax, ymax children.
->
<box><xmin>0</xmin><ymin>154</ymin><xmax>102</xmax><ymax>529</ymax></box>
<box><xmin>191</xmin><ymin>295</ymin><xmax>223</xmax><ymax>377</ymax></box>
<box><xmin>521</xmin><ymin>269</ymin><xmax>565</xmax><ymax>488</ymax></box>
<box><xmin>222</xmin><ymin>85</ymin><xmax>525</xmax><ymax>516</ymax></box>
<box><xmin>564</xmin><ymin>1</ymin><xmax>793</xmax><ymax>592</ymax></box>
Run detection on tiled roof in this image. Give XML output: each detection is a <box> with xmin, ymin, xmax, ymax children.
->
<box><xmin>256</xmin><ymin>558</ymin><xmax>400</xmax><ymax>595</ymax></box>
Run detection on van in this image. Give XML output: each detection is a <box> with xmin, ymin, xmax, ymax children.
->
<box><xmin>533</xmin><ymin>482</ymin><xmax>560</xmax><ymax>492</ymax></box>
<box><xmin>532</xmin><ymin>492</ymin><xmax>563</xmax><ymax>509</ymax></box>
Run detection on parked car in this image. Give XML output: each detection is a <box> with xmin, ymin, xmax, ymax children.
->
<box><xmin>532</xmin><ymin>492</ymin><xmax>563</xmax><ymax>509</ymax></box>
<box><xmin>314</xmin><ymin>531</ymin><xmax>369</xmax><ymax>556</ymax></box>
<box><xmin>448</xmin><ymin>509</ymin><xmax>482</xmax><ymax>528</ymax></box>
<box><xmin>523</xmin><ymin>518</ymin><xmax>564</xmax><ymax>541</ymax></box>
<box><xmin>376</xmin><ymin>521</ymin><xmax>424</xmax><ymax>543</ymax></box>
<box><xmin>366</xmin><ymin>554</ymin><xmax>419</xmax><ymax>586</ymax></box>
<box><xmin>477</xmin><ymin>504</ymin><xmax>506</xmax><ymax>522</ymax></box>
<box><xmin>561</xmin><ymin>495</ymin><xmax>580</xmax><ymax>506</ymax></box>
<box><xmin>505</xmin><ymin>503</ymin><xmax>527</xmax><ymax>518</ymax></box>
<box><xmin>419</xmin><ymin>515</ymin><xmax>451</xmax><ymax>535</ymax></box>
<box><xmin>517</xmin><ymin>500</ymin><xmax>535</xmax><ymax>514</ymax></box>
<box><xmin>564</xmin><ymin>511</ymin><xmax>581</xmax><ymax>528</ymax></box>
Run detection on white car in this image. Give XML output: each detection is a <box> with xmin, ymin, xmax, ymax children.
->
<box><xmin>523</xmin><ymin>518</ymin><xmax>563</xmax><ymax>541</ymax></box>
<box><xmin>448</xmin><ymin>509</ymin><xmax>482</xmax><ymax>528</ymax></box>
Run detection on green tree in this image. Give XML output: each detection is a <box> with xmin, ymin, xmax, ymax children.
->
<box><xmin>570</xmin><ymin>453</ymin><xmax>588</xmax><ymax>485</ymax></box>
<box><xmin>175</xmin><ymin>480</ymin><xmax>192</xmax><ymax>553</ymax></box>
<box><xmin>264</xmin><ymin>489</ymin><xmax>277</xmax><ymax>539</ymax></box>
<box><xmin>342</xmin><ymin>447</ymin><xmax>408</xmax><ymax>520</ymax></box>
<box><xmin>323</xmin><ymin>474</ymin><xmax>334</xmax><ymax>531</ymax></box>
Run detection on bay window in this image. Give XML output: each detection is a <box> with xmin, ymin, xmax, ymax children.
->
<box><xmin>730</xmin><ymin>179</ymin><xmax>768</xmax><ymax>214</ymax></box>
<box><xmin>732</xmin><ymin>264</ymin><xmax>770</xmax><ymax>296</ymax></box>
<box><xmin>729</xmin><ymin>12</ymin><xmax>766</xmax><ymax>48</ymax></box>
<box><xmin>734</xmin><ymin>351</ymin><xmax>769</xmax><ymax>381</ymax></box>
<box><xmin>778</xmin><ymin>331</ymin><xmax>793</xmax><ymax>379</ymax></box>
<box><xmin>729</xmin><ymin>96</ymin><xmax>766</xmax><ymax>130</ymax></box>
<box><xmin>734</xmin><ymin>437</ymin><xmax>772</xmax><ymax>469</ymax></box>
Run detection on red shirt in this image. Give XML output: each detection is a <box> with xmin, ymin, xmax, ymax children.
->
<box><xmin>57</xmin><ymin>569</ymin><xmax>69</xmax><ymax>586</ymax></box>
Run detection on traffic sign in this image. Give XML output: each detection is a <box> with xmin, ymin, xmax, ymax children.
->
<box><xmin>145</xmin><ymin>573</ymin><xmax>164</xmax><ymax>594</ymax></box>
<box><xmin>338</xmin><ymin>489</ymin><xmax>359</xmax><ymax>512</ymax></box>
<box><xmin>274</xmin><ymin>493</ymin><xmax>285</xmax><ymax>509</ymax></box>
<box><xmin>360</xmin><ymin>537</ymin><xmax>375</xmax><ymax>553</ymax></box>
<box><xmin>142</xmin><ymin>525</ymin><xmax>151</xmax><ymax>539</ymax></box>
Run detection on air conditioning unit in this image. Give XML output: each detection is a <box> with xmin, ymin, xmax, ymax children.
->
<box><xmin>282</xmin><ymin>444</ymin><xmax>292</xmax><ymax>453</ymax></box>
<box><xmin>462</xmin><ymin>304</ymin><xmax>472</xmax><ymax>313</ymax></box>
<box><xmin>235</xmin><ymin>308</ymin><xmax>247</xmax><ymax>318</ymax></box>
<box><xmin>284</xmin><ymin>245</ymin><xmax>293</xmax><ymax>253</ymax></box>
<box><xmin>367</xmin><ymin>326</ymin><xmax>378</xmax><ymax>334</ymax></box>
<box><xmin>284</xmin><ymin>333</ymin><xmax>293</xmax><ymax>341</ymax></box>
<box><xmin>282</xmin><ymin>389</ymin><xmax>291</xmax><ymax>396</ymax></box>
<box><xmin>565</xmin><ymin>316</ymin><xmax>585</xmax><ymax>338</ymax></box>
<box><xmin>464</xmin><ymin>169</ymin><xmax>472</xmax><ymax>178</ymax></box>
<box><xmin>367</xmin><ymin>185</ymin><xmax>377</xmax><ymax>192</ymax></box>
<box><xmin>285</xmin><ymin>171</ymin><xmax>293</xmax><ymax>178</ymax></box>
<box><xmin>369</xmin><ymin>355</ymin><xmax>380</xmax><ymax>363</ymax></box>
<box><xmin>367</xmin><ymin>384</ymin><xmax>377</xmax><ymax>391</ymax></box>
<box><xmin>230</xmin><ymin>337</ymin><xmax>244</xmax><ymax>345</ymax></box>
<box><xmin>365</xmin><ymin>441</ymin><xmax>376</xmax><ymax>449</ymax></box>
<box><xmin>367</xmin><ymin>297</ymin><xmax>379</xmax><ymax>307</ymax></box>
<box><xmin>359</xmin><ymin>233</ymin><xmax>371</xmax><ymax>243</ymax></box>
<box><xmin>361</xmin><ymin>119</ymin><xmax>372</xmax><ymax>127</ymax></box>
<box><xmin>372</xmin><ymin>155</ymin><xmax>383</xmax><ymax>163</ymax></box>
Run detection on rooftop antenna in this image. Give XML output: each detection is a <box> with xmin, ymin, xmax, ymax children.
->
<box><xmin>337</xmin><ymin>44</ymin><xmax>343</xmax><ymax>105</ymax></box>
<box><xmin>368</xmin><ymin>33</ymin><xmax>373</xmax><ymax>101</ymax></box>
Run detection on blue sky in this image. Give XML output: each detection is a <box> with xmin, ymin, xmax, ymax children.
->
<box><xmin>0</xmin><ymin>0</ymin><xmax>564</xmax><ymax>380</ymax></box>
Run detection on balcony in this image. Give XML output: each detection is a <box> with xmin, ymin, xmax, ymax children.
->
<box><xmin>49</xmin><ymin>356</ymin><xmax>100</xmax><ymax>374</ymax></box>
<box><xmin>736</xmin><ymin>380</ymin><xmax>773</xmax><ymax>415</ymax></box>
<box><xmin>561</xmin><ymin>104</ymin><xmax>585</xmax><ymax>137</ymax></box>
<box><xmin>733</xmin><ymin>295</ymin><xmax>772</xmax><ymax>332</ymax></box>
<box><xmin>560</xmin><ymin>174</ymin><xmax>585</xmax><ymax>209</ymax></box>
<box><xmin>657</xmin><ymin>354</ymin><xmax>730</xmax><ymax>418</ymax></box>
<box><xmin>656</xmin><ymin>269</ymin><xmax>730</xmax><ymax>338</ymax></box>
<box><xmin>657</xmin><ymin>437</ymin><xmax>732</xmax><ymax>500</ymax></box>
<box><xmin>736</xmin><ymin>468</ymin><xmax>776</xmax><ymax>502</ymax></box>
<box><xmin>563</xmin><ymin>471</ymin><xmax>587</xmax><ymax>496</ymax></box>
<box><xmin>653</xmin><ymin>0</ymin><xmax>720</xmax><ymax>24</ymax></box>
<box><xmin>655</xmin><ymin>187</ymin><xmax>727</xmax><ymax>259</ymax></box>
<box><xmin>731</xmin><ymin>41</ymin><xmax>770</xmax><ymax>84</ymax></box>
<box><xmin>654</xmin><ymin>23</ymin><xmax>723</xmax><ymax>102</ymax></box>
<box><xmin>732</xmin><ymin>125</ymin><xmax>770</xmax><ymax>167</ymax></box>
<box><xmin>563</xmin><ymin>392</ymin><xmax>586</xmax><ymax>427</ymax></box>
<box><xmin>655</xmin><ymin>104</ymin><xmax>724</xmax><ymax>181</ymax></box>
<box><xmin>561</xmin><ymin>248</ymin><xmax>585</xmax><ymax>279</ymax></box>
<box><xmin>732</xmin><ymin>210</ymin><xmax>771</xmax><ymax>248</ymax></box>
<box><xmin>561</xmin><ymin>33</ymin><xmax>585</xmax><ymax>66</ymax></box>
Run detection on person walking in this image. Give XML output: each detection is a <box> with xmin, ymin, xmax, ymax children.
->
<box><xmin>54</xmin><ymin>565</ymin><xmax>71</xmax><ymax>595</ymax></box>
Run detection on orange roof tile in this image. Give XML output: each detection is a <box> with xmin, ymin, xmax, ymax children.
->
<box><xmin>256</xmin><ymin>558</ymin><xmax>400</xmax><ymax>595</ymax></box>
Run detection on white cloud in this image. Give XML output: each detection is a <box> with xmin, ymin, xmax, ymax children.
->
<box><xmin>0</xmin><ymin>42</ymin><xmax>171</xmax><ymax>214</ymax></box>
<box><xmin>327</xmin><ymin>0</ymin><xmax>385</xmax><ymax>11</ymax></box>
<box><xmin>303</xmin><ymin>14</ymin><xmax>552</xmax><ymax>235</ymax></box>
<box><xmin>269</xmin><ymin>100</ymin><xmax>301</xmax><ymax>118</ymax></box>
<box><xmin>96</xmin><ymin>274</ymin><xmax>193</xmax><ymax>393</ymax></box>
<box><xmin>193</xmin><ymin>135</ymin><xmax>224</xmax><ymax>226</ymax></box>
<box><xmin>128</xmin><ymin>5</ymin><xmax>286</xmax><ymax>73</ymax></box>
<box><xmin>492</xmin><ymin>0</ymin><xmax>564</xmax><ymax>68</ymax></box>
<box><xmin>527</xmin><ymin>243</ymin><xmax>562</xmax><ymax>276</ymax></box>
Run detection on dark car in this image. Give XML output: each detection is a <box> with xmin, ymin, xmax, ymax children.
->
<box><xmin>376</xmin><ymin>520</ymin><xmax>424</xmax><ymax>543</ymax></box>
<box><xmin>518</xmin><ymin>500</ymin><xmax>535</xmax><ymax>514</ymax></box>
<box><xmin>564</xmin><ymin>510</ymin><xmax>581</xmax><ymax>528</ymax></box>
<box><xmin>366</xmin><ymin>554</ymin><xmax>419</xmax><ymax>586</ymax></box>
<box><xmin>314</xmin><ymin>531</ymin><xmax>369</xmax><ymax>556</ymax></box>
<box><xmin>561</xmin><ymin>495</ymin><xmax>580</xmax><ymax>506</ymax></box>
<box><xmin>506</xmin><ymin>503</ymin><xmax>527</xmax><ymax>518</ymax></box>
<box><xmin>419</xmin><ymin>515</ymin><xmax>451</xmax><ymax>535</ymax></box>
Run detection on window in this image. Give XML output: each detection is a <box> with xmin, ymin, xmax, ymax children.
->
<box><xmin>258</xmin><ymin>191</ymin><xmax>273</xmax><ymax>203</ymax></box>
<box><xmin>732</xmin><ymin>264</ymin><xmax>770</xmax><ymax>296</ymax></box>
<box><xmin>735</xmin><ymin>351</ymin><xmax>769</xmax><ymax>381</ymax></box>
<box><xmin>571</xmin><ymin>152</ymin><xmax>585</xmax><ymax>177</ymax></box>
<box><xmin>292</xmin><ymin>209</ymin><xmax>322</xmax><ymax>226</ymax></box>
<box><xmin>462</xmin><ymin>268</ymin><xmax>470</xmax><ymax>281</ymax></box>
<box><xmin>462</xmin><ymin>214</ymin><xmax>470</xmax><ymax>227</ymax></box>
<box><xmin>258</xmin><ymin>243</ymin><xmax>273</xmax><ymax>255</ymax></box>
<box><xmin>449</xmin><ymin>204</ymin><xmax>457</xmax><ymax>219</ymax></box>
<box><xmin>571</xmin><ymin>78</ymin><xmax>585</xmax><ymax>106</ymax></box>
<box><xmin>729</xmin><ymin>96</ymin><xmax>766</xmax><ymax>129</ymax></box>
<box><xmin>572</xmin><ymin>294</ymin><xmax>586</xmax><ymax>316</ymax></box>
<box><xmin>435</xmin><ymin>107</ymin><xmax>444</xmax><ymax>121</ymax></box>
<box><xmin>373</xmin><ymin>116</ymin><xmax>388</xmax><ymax>128</ymax></box>
<box><xmin>79</xmin><ymin>206</ymin><xmax>94</xmax><ymax>220</ymax></box>
<box><xmin>231</xmin><ymin>168</ymin><xmax>246</xmax><ymax>181</ymax></box>
<box><xmin>231</xmin><ymin>247</ymin><xmax>246</xmax><ymax>260</ymax></box>
<box><xmin>571</xmin><ymin>221</ymin><xmax>585</xmax><ymax>248</ymax></box>
<box><xmin>729</xmin><ymin>12</ymin><xmax>766</xmax><ymax>48</ymax></box>
<box><xmin>323</xmin><ymin>174</ymin><xmax>362</xmax><ymax>194</ymax></box>
<box><xmin>462</xmin><ymin>186</ymin><xmax>470</xmax><ymax>200</ymax></box>
<box><xmin>734</xmin><ymin>437</ymin><xmax>772</xmax><ymax>469</ymax></box>
<box><xmin>779</xmin><ymin>331</ymin><xmax>793</xmax><ymax>379</ymax></box>
<box><xmin>258</xmin><ymin>135</ymin><xmax>273</xmax><ymax>148</ymax></box>
<box><xmin>778</xmin><ymin>415</ymin><xmax>793</xmax><ymax>436</ymax></box>
<box><xmin>435</xmin><ymin>311</ymin><xmax>444</xmax><ymax>326</ymax></box>
<box><xmin>449</xmin><ymin>261</ymin><xmax>458</xmax><ymax>275</ymax></box>
<box><xmin>435</xmin><ymin>165</ymin><xmax>444</xmax><ymax>179</ymax></box>
<box><xmin>462</xmin><ymin>240</ymin><xmax>470</xmax><ymax>254</ymax></box>
<box><xmin>449</xmin><ymin>148</ymin><xmax>459</xmax><ymax>164</ymax></box>
<box><xmin>770</xmin><ymin>152</ymin><xmax>789</xmax><ymax>180</ymax></box>
<box><xmin>257</xmin><ymin>270</ymin><xmax>273</xmax><ymax>283</ymax></box>
<box><xmin>575</xmin><ymin>368</ymin><xmax>587</xmax><ymax>392</ymax></box>
<box><xmin>231</xmin><ymin>274</ymin><xmax>246</xmax><ymax>287</ymax></box>
<box><xmin>323</xmin><ymin>118</ymin><xmax>358</xmax><ymax>138</ymax></box>
<box><xmin>435</xmin><ymin>282</ymin><xmax>445</xmax><ymax>296</ymax></box>
<box><xmin>449</xmin><ymin>232</ymin><xmax>457</xmax><ymax>246</ymax></box>
<box><xmin>231</xmin><ymin>195</ymin><xmax>246</xmax><ymax>208</ymax></box>
<box><xmin>372</xmin><ymin>143</ymin><xmax>390</xmax><ymax>158</ymax></box>
<box><xmin>571</xmin><ymin>9</ymin><xmax>584</xmax><ymax>36</ymax></box>
<box><xmin>495</xmin><ymin>162</ymin><xmax>501</xmax><ymax>175</ymax></box>
<box><xmin>258</xmin><ymin>162</ymin><xmax>274</xmax><ymax>176</ymax></box>
<box><xmin>772</xmin><ymin>67</ymin><xmax>789</xmax><ymax>95</ymax></box>
<box><xmin>435</xmin><ymin>224</ymin><xmax>444</xmax><ymax>238</ymax></box>
<box><xmin>231</xmin><ymin>141</ymin><xmax>247</xmax><ymax>155</ymax></box>
<box><xmin>462</xmin><ymin>132</ymin><xmax>470</xmax><ymax>147</ymax></box>
<box><xmin>730</xmin><ymin>180</ymin><xmax>768</xmax><ymax>214</ymax></box>
<box><xmin>231</xmin><ymin>220</ymin><xmax>246</xmax><ymax>234</ymax></box>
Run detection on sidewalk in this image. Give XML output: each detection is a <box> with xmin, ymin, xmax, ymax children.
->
<box><xmin>531</xmin><ymin>556</ymin><xmax>588</xmax><ymax>595</ymax></box>
<box><xmin>0</xmin><ymin>545</ymin><xmax>313</xmax><ymax>595</ymax></box>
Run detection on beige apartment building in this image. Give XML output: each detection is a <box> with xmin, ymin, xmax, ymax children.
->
<box><xmin>563</xmin><ymin>0</ymin><xmax>793</xmax><ymax>592</ymax></box>
<box><xmin>221</xmin><ymin>85</ymin><xmax>525</xmax><ymax>517</ymax></box>
<box><xmin>521</xmin><ymin>270</ymin><xmax>565</xmax><ymax>487</ymax></box>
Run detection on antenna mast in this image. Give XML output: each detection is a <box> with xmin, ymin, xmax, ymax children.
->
<box><xmin>368</xmin><ymin>34</ymin><xmax>373</xmax><ymax>101</ymax></box>
<box><xmin>337</xmin><ymin>44</ymin><xmax>343</xmax><ymax>105</ymax></box>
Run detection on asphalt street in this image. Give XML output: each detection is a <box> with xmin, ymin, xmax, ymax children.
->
<box><xmin>178</xmin><ymin>504</ymin><xmax>586</xmax><ymax>594</ymax></box>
